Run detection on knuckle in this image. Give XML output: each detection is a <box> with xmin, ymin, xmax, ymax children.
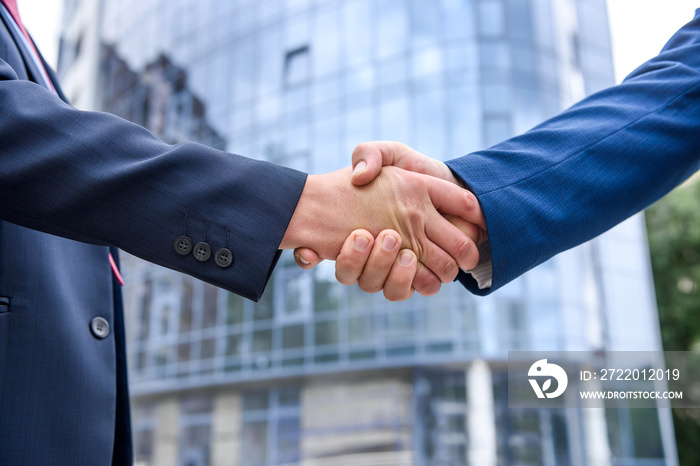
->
<box><xmin>417</xmin><ymin>280</ymin><xmax>441</xmax><ymax>297</ymax></box>
<box><xmin>384</xmin><ymin>287</ymin><xmax>411</xmax><ymax>302</ymax></box>
<box><xmin>454</xmin><ymin>238</ymin><xmax>478</xmax><ymax>268</ymax></box>
<box><xmin>457</xmin><ymin>189</ymin><xmax>481</xmax><ymax>220</ymax></box>
<box><xmin>413</xmin><ymin>272</ymin><xmax>440</xmax><ymax>296</ymax></box>
<box><xmin>352</xmin><ymin>142</ymin><xmax>373</xmax><ymax>161</ymax></box>
<box><xmin>335</xmin><ymin>268</ymin><xmax>357</xmax><ymax>286</ymax></box>
<box><xmin>465</xmin><ymin>246</ymin><xmax>480</xmax><ymax>270</ymax></box>
<box><xmin>335</xmin><ymin>275</ymin><xmax>354</xmax><ymax>286</ymax></box>
<box><xmin>460</xmin><ymin>189</ymin><xmax>475</xmax><ymax>211</ymax></box>
<box><xmin>358</xmin><ymin>279</ymin><xmax>383</xmax><ymax>294</ymax></box>
<box><xmin>438</xmin><ymin>258</ymin><xmax>458</xmax><ymax>283</ymax></box>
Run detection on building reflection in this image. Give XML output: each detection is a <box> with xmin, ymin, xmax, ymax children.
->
<box><xmin>58</xmin><ymin>0</ymin><xmax>675</xmax><ymax>464</ymax></box>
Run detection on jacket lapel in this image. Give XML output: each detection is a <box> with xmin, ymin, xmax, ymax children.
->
<box><xmin>35</xmin><ymin>37</ymin><xmax>68</xmax><ymax>103</ymax></box>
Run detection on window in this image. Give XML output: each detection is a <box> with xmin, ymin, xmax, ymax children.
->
<box><xmin>484</xmin><ymin>115</ymin><xmax>511</xmax><ymax>147</ymax></box>
<box><xmin>201</xmin><ymin>284</ymin><xmax>219</xmax><ymax>329</ymax></box>
<box><xmin>137</xmin><ymin>279</ymin><xmax>153</xmax><ymax>341</ymax></box>
<box><xmin>242</xmin><ymin>388</ymin><xmax>301</xmax><ymax>466</ymax></box>
<box><xmin>343</xmin><ymin>0</ymin><xmax>372</xmax><ymax>66</ymax></box>
<box><xmin>377</xmin><ymin>0</ymin><xmax>409</xmax><ymax>59</ymax></box>
<box><xmin>180</xmin><ymin>276</ymin><xmax>195</xmax><ymax>333</ymax></box>
<box><xmin>411</xmin><ymin>0</ymin><xmax>441</xmax><ymax>46</ymax></box>
<box><xmin>497</xmin><ymin>300</ymin><xmax>527</xmax><ymax>350</ymax></box>
<box><xmin>256</xmin><ymin>27</ymin><xmax>282</xmax><ymax>96</ymax></box>
<box><xmin>275</xmin><ymin>254</ymin><xmax>312</xmax><ymax>323</ymax></box>
<box><xmin>313</xmin><ymin>261</ymin><xmax>341</xmax><ymax>313</ymax></box>
<box><xmin>441</xmin><ymin>0</ymin><xmax>475</xmax><ymax>40</ymax></box>
<box><xmin>416</xmin><ymin>370</ymin><xmax>468</xmax><ymax>465</ymax></box>
<box><xmin>284</xmin><ymin>46</ymin><xmax>310</xmax><ymax>87</ymax></box>
<box><xmin>492</xmin><ymin>372</ymin><xmax>571</xmax><ymax>465</ymax></box>
<box><xmin>380</xmin><ymin>93</ymin><xmax>410</xmax><ymax>144</ymax></box>
<box><xmin>313</xmin><ymin>4</ymin><xmax>340</xmax><ymax>77</ymax></box>
<box><xmin>478</xmin><ymin>0</ymin><xmax>505</xmax><ymax>37</ymax></box>
<box><xmin>132</xmin><ymin>403</ymin><xmax>155</xmax><ymax>466</ymax></box>
<box><xmin>226</xmin><ymin>293</ymin><xmax>244</xmax><ymax>326</ymax></box>
<box><xmin>414</xmin><ymin>88</ymin><xmax>446</xmax><ymax>157</ymax></box>
<box><xmin>179</xmin><ymin>397</ymin><xmax>213</xmax><ymax>466</ymax></box>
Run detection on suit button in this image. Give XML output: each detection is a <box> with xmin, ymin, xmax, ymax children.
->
<box><xmin>193</xmin><ymin>242</ymin><xmax>212</xmax><ymax>262</ymax></box>
<box><xmin>90</xmin><ymin>317</ymin><xmax>110</xmax><ymax>339</ymax></box>
<box><xmin>174</xmin><ymin>236</ymin><xmax>193</xmax><ymax>255</ymax></box>
<box><xmin>0</xmin><ymin>296</ymin><xmax>9</xmax><ymax>314</ymax></box>
<box><xmin>215</xmin><ymin>248</ymin><xmax>233</xmax><ymax>268</ymax></box>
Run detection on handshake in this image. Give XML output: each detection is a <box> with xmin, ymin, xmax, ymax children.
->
<box><xmin>279</xmin><ymin>141</ymin><xmax>488</xmax><ymax>301</ymax></box>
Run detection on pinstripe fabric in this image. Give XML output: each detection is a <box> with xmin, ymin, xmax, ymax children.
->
<box><xmin>0</xmin><ymin>9</ymin><xmax>306</xmax><ymax>466</ymax></box>
<box><xmin>448</xmin><ymin>9</ymin><xmax>700</xmax><ymax>295</ymax></box>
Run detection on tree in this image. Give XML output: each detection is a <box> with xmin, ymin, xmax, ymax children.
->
<box><xmin>645</xmin><ymin>178</ymin><xmax>700</xmax><ymax>466</ymax></box>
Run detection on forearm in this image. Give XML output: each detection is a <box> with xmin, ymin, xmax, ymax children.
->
<box><xmin>447</xmin><ymin>10</ymin><xmax>700</xmax><ymax>294</ymax></box>
<box><xmin>0</xmin><ymin>67</ymin><xmax>306</xmax><ymax>301</ymax></box>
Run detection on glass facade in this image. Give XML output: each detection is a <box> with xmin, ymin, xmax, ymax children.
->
<box><xmin>58</xmin><ymin>0</ymin><xmax>675</xmax><ymax>464</ymax></box>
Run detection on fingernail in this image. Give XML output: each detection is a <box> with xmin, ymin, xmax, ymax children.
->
<box><xmin>382</xmin><ymin>234</ymin><xmax>397</xmax><ymax>251</ymax></box>
<box><xmin>354</xmin><ymin>235</ymin><xmax>369</xmax><ymax>251</ymax></box>
<box><xmin>352</xmin><ymin>161</ymin><xmax>367</xmax><ymax>177</ymax></box>
<box><xmin>297</xmin><ymin>254</ymin><xmax>310</xmax><ymax>265</ymax></box>
<box><xmin>400</xmin><ymin>251</ymin><xmax>413</xmax><ymax>266</ymax></box>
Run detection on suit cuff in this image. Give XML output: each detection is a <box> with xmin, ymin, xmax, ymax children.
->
<box><xmin>464</xmin><ymin>239</ymin><xmax>492</xmax><ymax>289</ymax></box>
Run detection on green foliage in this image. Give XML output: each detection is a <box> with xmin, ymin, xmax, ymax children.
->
<box><xmin>645</xmin><ymin>179</ymin><xmax>700</xmax><ymax>465</ymax></box>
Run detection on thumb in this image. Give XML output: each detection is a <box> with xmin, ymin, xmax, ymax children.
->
<box><xmin>294</xmin><ymin>247</ymin><xmax>323</xmax><ymax>270</ymax></box>
<box><xmin>350</xmin><ymin>143</ymin><xmax>384</xmax><ymax>186</ymax></box>
<box><xmin>351</xmin><ymin>141</ymin><xmax>455</xmax><ymax>186</ymax></box>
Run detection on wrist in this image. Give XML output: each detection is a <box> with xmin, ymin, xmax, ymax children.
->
<box><xmin>279</xmin><ymin>171</ymin><xmax>352</xmax><ymax>258</ymax></box>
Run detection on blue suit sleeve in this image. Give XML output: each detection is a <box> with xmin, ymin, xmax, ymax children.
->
<box><xmin>446</xmin><ymin>9</ymin><xmax>700</xmax><ymax>295</ymax></box>
<box><xmin>0</xmin><ymin>61</ymin><xmax>307</xmax><ymax>301</ymax></box>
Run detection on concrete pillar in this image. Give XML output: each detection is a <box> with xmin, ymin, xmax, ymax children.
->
<box><xmin>582</xmin><ymin>380</ymin><xmax>612</xmax><ymax>466</ymax></box>
<box><xmin>211</xmin><ymin>390</ymin><xmax>242</xmax><ymax>466</ymax></box>
<box><xmin>152</xmin><ymin>397</ymin><xmax>180</xmax><ymax>466</ymax></box>
<box><xmin>467</xmin><ymin>360</ymin><xmax>497</xmax><ymax>466</ymax></box>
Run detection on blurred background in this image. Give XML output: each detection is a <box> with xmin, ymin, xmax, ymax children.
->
<box><xmin>21</xmin><ymin>0</ymin><xmax>700</xmax><ymax>464</ymax></box>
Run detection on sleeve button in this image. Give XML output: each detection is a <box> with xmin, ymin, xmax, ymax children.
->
<box><xmin>215</xmin><ymin>248</ymin><xmax>233</xmax><ymax>268</ymax></box>
<box><xmin>193</xmin><ymin>242</ymin><xmax>212</xmax><ymax>262</ymax></box>
<box><xmin>174</xmin><ymin>236</ymin><xmax>193</xmax><ymax>255</ymax></box>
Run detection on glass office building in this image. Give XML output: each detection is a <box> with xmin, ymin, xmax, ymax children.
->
<box><xmin>58</xmin><ymin>0</ymin><xmax>677</xmax><ymax>464</ymax></box>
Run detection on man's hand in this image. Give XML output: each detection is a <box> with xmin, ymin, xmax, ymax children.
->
<box><xmin>280</xmin><ymin>165</ymin><xmax>483</xmax><ymax>287</ymax></box>
<box><xmin>294</xmin><ymin>142</ymin><xmax>487</xmax><ymax>299</ymax></box>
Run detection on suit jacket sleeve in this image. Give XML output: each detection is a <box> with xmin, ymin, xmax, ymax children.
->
<box><xmin>0</xmin><ymin>59</ymin><xmax>307</xmax><ymax>302</ymax></box>
<box><xmin>446</xmin><ymin>9</ymin><xmax>700</xmax><ymax>296</ymax></box>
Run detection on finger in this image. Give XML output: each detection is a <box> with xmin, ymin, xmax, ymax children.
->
<box><xmin>424</xmin><ymin>177</ymin><xmax>487</xmax><ymax>231</ymax></box>
<box><xmin>351</xmin><ymin>141</ymin><xmax>454</xmax><ymax>186</ymax></box>
<box><xmin>294</xmin><ymin>248</ymin><xmax>322</xmax><ymax>270</ymax></box>
<box><xmin>357</xmin><ymin>231</ymin><xmax>403</xmax><ymax>293</ymax></box>
<box><xmin>334</xmin><ymin>230</ymin><xmax>375</xmax><ymax>285</ymax></box>
<box><xmin>383</xmin><ymin>250</ymin><xmax>418</xmax><ymax>301</ymax></box>
<box><xmin>412</xmin><ymin>262</ymin><xmax>442</xmax><ymax>296</ymax></box>
<box><xmin>443</xmin><ymin>214</ymin><xmax>487</xmax><ymax>245</ymax></box>
<box><xmin>425</xmin><ymin>213</ymin><xmax>481</xmax><ymax>271</ymax></box>
<box><xmin>418</xmin><ymin>237</ymin><xmax>460</xmax><ymax>284</ymax></box>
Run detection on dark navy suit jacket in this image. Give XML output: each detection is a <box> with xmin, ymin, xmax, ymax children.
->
<box><xmin>0</xmin><ymin>7</ymin><xmax>306</xmax><ymax>465</ymax></box>
<box><xmin>448</xmin><ymin>9</ymin><xmax>700</xmax><ymax>295</ymax></box>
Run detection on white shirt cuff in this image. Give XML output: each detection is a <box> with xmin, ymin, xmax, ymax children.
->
<box><xmin>465</xmin><ymin>239</ymin><xmax>492</xmax><ymax>289</ymax></box>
